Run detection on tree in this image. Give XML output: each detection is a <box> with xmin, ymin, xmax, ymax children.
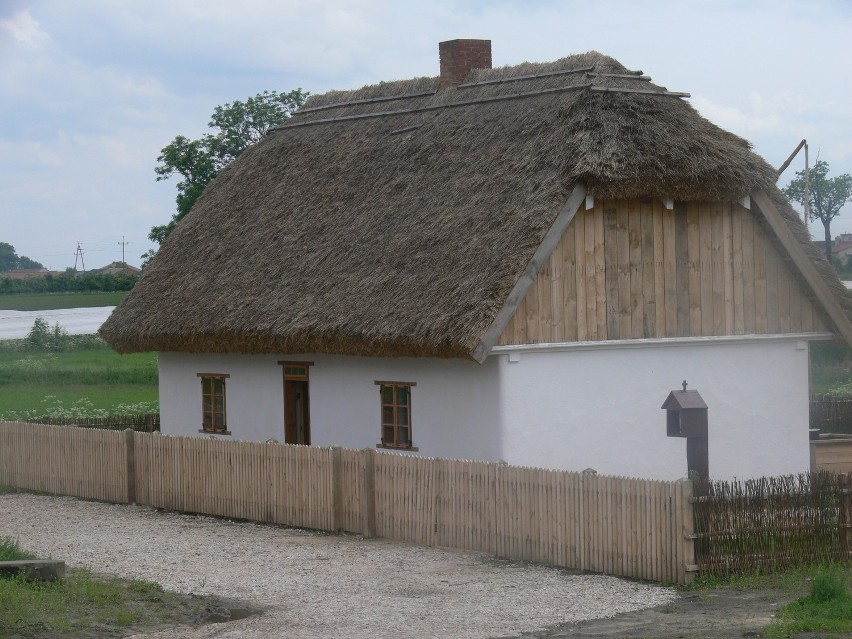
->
<box><xmin>144</xmin><ymin>89</ymin><xmax>308</xmax><ymax>266</ymax></box>
<box><xmin>784</xmin><ymin>160</ymin><xmax>852</xmax><ymax>262</ymax></box>
<box><xmin>0</xmin><ymin>242</ymin><xmax>44</xmax><ymax>271</ymax></box>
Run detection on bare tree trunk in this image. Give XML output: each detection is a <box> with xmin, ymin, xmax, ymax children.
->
<box><xmin>824</xmin><ymin>220</ymin><xmax>832</xmax><ymax>263</ymax></box>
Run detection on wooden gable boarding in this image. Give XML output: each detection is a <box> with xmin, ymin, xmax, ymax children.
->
<box><xmin>497</xmin><ymin>197</ymin><xmax>831</xmax><ymax>346</ymax></box>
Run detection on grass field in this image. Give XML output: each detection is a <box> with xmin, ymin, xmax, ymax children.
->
<box><xmin>0</xmin><ymin>346</ymin><xmax>157</xmax><ymax>419</ymax></box>
<box><xmin>0</xmin><ymin>291</ymin><xmax>128</xmax><ymax>311</ymax></box>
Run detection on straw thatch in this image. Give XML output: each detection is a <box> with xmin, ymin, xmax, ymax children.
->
<box><xmin>100</xmin><ymin>50</ymin><xmax>850</xmax><ymax>357</ymax></box>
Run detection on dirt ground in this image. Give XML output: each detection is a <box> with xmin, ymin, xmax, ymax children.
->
<box><xmin>508</xmin><ymin>586</ymin><xmax>798</xmax><ymax>639</ymax></box>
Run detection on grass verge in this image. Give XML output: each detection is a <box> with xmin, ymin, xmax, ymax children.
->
<box><xmin>0</xmin><ymin>345</ymin><xmax>158</xmax><ymax>419</ymax></box>
<box><xmin>0</xmin><ymin>537</ymin><xmax>212</xmax><ymax>639</ymax></box>
<box><xmin>690</xmin><ymin>562</ymin><xmax>852</xmax><ymax>638</ymax></box>
<box><xmin>0</xmin><ymin>291</ymin><xmax>128</xmax><ymax>311</ymax></box>
<box><xmin>764</xmin><ymin>567</ymin><xmax>852</xmax><ymax>638</ymax></box>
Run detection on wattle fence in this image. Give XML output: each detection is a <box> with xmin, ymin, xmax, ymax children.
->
<box><xmin>1</xmin><ymin>421</ymin><xmax>850</xmax><ymax>584</ymax></box>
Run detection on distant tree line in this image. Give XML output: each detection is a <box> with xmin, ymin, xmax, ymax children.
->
<box><xmin>0</xmin><ymin>271</ymin><xmax>139</xmax><ymax>295</ymax></box>
<box><xmin>0</xmin><ymin>242</ymin><xmax>43</xmax><ymax>272</ymax></box>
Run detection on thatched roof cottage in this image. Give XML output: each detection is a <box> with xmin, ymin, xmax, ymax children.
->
<box><xmin>101</xmin><ymin>40</ymin><xmax>852</xmax><ymax>480</ymax></box>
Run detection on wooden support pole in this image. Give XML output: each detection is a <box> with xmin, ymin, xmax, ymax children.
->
<box><xmin>680</xmin><ymin>479</ymin><xmax>697</xmax><ymax>585</ymax></box>
<box><xmin>124</xmin><ymin>429</ymin><xmax>136</xmax><ymax>505</ymax></box>
<box><xmin>332</xmin><ymin>446</ymin><xmax>343</xmax><ymax>532</ymax></box>
<box><xmin>362</xmin><ymin>448</ymin><xmax>377</xmax><ymax>538</ymax></box>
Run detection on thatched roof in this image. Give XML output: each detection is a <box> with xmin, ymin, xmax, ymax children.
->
<box><xmin>100</xmin><ymin>50</ymin><xmax>850</xmax><ymax>357</ymax></box>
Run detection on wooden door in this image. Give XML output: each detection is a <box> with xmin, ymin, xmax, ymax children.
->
<box><xmin>281</xmin><ymin>362</ymin><xmax>312</xmax><ymax>445</ymax></box>
<box><xmin>284</xmin><ymin>380</ymin><xmax>310</xmax><ymax>445</ymax></box>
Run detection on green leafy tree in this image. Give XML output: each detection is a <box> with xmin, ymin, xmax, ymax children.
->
<box><xmin>0</xmin><ymin>243</ymin><xmax>16</xmax><ymax>271</ymax></box>
<box><xmin>0</xmin><ymin>242</ymin><xmax>43</xmax><ymax>271</ymax></box>
<box><xmin>784</xmin><ymin>160</ymin><xmax>852</xmax><ymax>262</ymax></box>
<box><xmin>145</xmin><ymin>89</ymin><xmax>308</xmax><ymax>266</ymax></box>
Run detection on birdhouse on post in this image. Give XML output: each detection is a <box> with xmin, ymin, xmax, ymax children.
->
<box><xmin>662</xmin><ymin>381</ymin><xmax>709</xmax><ymax>481</ymax></box>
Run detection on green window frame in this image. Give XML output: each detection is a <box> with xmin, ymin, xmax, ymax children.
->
<box><xmin>198</xmin><ymin>373</ymin><xmax>230</xmax><ymax>435</ymax></box>
<box><xmin>375</xmin><ymin>381</ymin><xmax>417</xmax><ymax>450</ymax></box>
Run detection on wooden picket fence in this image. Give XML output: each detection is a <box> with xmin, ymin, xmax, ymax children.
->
<box><xmin>0</xmin><ymin>421</ymin><xmax>695</xmax><ymax>584</ymax></box>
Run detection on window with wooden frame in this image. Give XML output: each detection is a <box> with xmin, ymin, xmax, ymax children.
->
<box><xmin>198</xmin><ymin>373</ymin><xmax>230</xmax><ymax>435</ymax></box>
<box><xmin>376</xmin><ymin>381</ymin><xmax>416</xmax><ymax>450</ymax></box>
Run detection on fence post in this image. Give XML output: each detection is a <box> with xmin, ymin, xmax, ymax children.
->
<box><xmin>361</xmin><ymin>448</ymin><xmax>376</xmax><ymax>538</ymax></box>
<box><xmin>840</xmin><ymin>482</ymin><xmax>849</xmax><ymax>560</ymax></box>
<box><xmin>124</xmin><ymin>429</ymin><xmax>136</xmax><ymax>505</ymax></box>
<box><xmin>680</xmin><ymin>478</ymin><xmax>696</xmax><ymax>585</ymax></box>
<box><xmin>332</xmin><ymin>446</ymin><xmax>343</xmax><ymax>532</ymax></box>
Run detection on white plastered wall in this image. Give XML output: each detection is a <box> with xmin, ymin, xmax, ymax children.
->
<box><xmin>158</xmin><ymin>335</ymin><xmax>813</xmax><ymax>480</ymax></box>
<box><xmin>158</xmin><ymin>352</ymin><xmax>501</xmax><ymax>462</ymax></box>
<box><xmin>494</xmin><ymin>336</ymin><xmax>813</xmax><ymax>481</ymax></box>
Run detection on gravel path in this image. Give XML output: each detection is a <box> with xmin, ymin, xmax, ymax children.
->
<box><xmin>0</xmin><ymin>493</ymin><xmax>676</xmax><ymax>638</ymax></box>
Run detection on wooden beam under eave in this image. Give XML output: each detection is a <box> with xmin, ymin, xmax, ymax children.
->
<box><xmin>750</xmin><ymin>190</ymin><xmax>852</xmax><ymax>347</ymax></box>
<box><xmin>470</xmin><ymin>183</ymin><xmax>587</xmax><ymax>363</ymax></box>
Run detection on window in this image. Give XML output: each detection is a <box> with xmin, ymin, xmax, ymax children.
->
<box><xmin>376</xmin><ymin>381</ymin><xmax>416</xmax><ymax>450</ymax></box>
<box><xmin>198</xmin><ymin>373</ymin><xmax>230</xmax><ymax>434</ymax></box>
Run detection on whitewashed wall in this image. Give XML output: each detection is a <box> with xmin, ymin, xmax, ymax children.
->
<box><xmin>158</xmin><ymin>352</ymin><xmax>501</xmax><ymax>462</ymax></box>
<box><xmin>159</xmin><ymin>335</ymin><xmax>813</xmax><ymax>480</ymax></box>
<box><xmin>494</xmin><ymin>336</ymin><xmax>812</xmax><ymax>481</ymax></box>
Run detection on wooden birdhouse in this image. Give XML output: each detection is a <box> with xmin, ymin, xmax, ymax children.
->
<box><xmin>662</xmin><ymin>381</ymin><xmax>709</xmax><ymax>481</ymax></box>
<box><xmin>662</xmin><ymin>381</ymin><xmax>708</xmax><ymax>438</ymax></box>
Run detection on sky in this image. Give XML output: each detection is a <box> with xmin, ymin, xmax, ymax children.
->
<box><xmin>1</xmin><ymin>0</ymin><xmax>851</xmax><ymax>270</ymax></box>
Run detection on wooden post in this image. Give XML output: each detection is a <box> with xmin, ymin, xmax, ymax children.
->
<box><xmin>124</xmin><ymin>429</ymin><xmax>136</xmax><ymax>505</ymax></box>
<box><xmin>332</xmin><ymin>446</ymin><xmax>343</xmax><ymax>532</ymax></box>
<box><xmin>840</xmin><ymin>485</ymin><xmax>849</xmax><ymax>560</ymax></box>
<box><xmin>680</xmin><ymin>478</ymin><xmax>696</xmax><ymax>585</ymax></box>
<box><xmin>361</xmin><ymin>448</ymin><xmax>376</xmax><ymax>538</ymax></box>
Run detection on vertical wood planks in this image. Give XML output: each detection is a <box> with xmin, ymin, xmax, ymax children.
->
<box><xmin>0</xmin><ymin>422</ymin><xmax>707</xmax><ymax>585</ymax></box>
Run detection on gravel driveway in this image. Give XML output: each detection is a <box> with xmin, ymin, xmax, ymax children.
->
<box><xmin>0</xmin><ymin>493</ymin><xmax>676</xmax><ymax>638</ymax></box>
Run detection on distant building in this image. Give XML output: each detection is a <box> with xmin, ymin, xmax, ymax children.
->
<box><xmin>90</xmin><ymin>262</ymin><xmax>142</xmax><ymax>276</ymax></box>
<box><xmin>1</xmin><ymin>268</ymin><xmax>59</xmax><ymax>280</ymax></box>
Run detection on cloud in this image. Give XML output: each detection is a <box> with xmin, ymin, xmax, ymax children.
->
<box><xmin>0</xmin><ymin>9</ymin><xmax>50</xmax><ymax>47</ymax></box>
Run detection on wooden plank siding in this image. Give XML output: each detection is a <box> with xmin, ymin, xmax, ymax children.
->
<box><xmin>497</xmin><ymin>200</ymin><xmax>829</xmax><ymax>345</ymax></box>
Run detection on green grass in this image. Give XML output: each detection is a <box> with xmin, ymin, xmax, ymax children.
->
<box><xmin>0</xmin><ymin>536</ymin><xmax>32</xmax><ymax>561</ymax></box>
<box><xmin>0</xmin><ymin>346</ymin><xmax>158</xmax><ymax>419</ymax></box>
<box><xmin>765</xmin><ymin>567</ymin><xmax>852</xmax><ymax>638</ymax></box>
<box><xmin>0</xmin><ymin>564</ymin><xmax>209</xmax><ymax>638</ymax></box>
<box><xmin>0</xmin><ymin>291</ymin><xmax>128</xmax><ymax>311</ymax></box>
<box><xmin>812</xmin><ymin>366</ymin><xmax>852</xmax><ymax>395</ymax></box>
<box><xmin>0</xmin><ymin>347</ymin><xmax>157</xmax><ymax>386</ymax></box>
<box><xmin>811</xmin><ymin>341</ymin><xmax>852</xmax><ymax>395</ymax></box>
<box><xmin>690</xmin><ymin>563</ymin><xmax>852</xmax><ymax>638</ymax></box>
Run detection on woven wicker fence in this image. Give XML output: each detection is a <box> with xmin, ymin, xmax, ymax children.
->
<box><xmin>811</xmin><ymin>395</ymin><xmax>852</xmax><ymax>435</ymax></box>
<box><xmin>693</xmin><ymin>472</ymin><xmax>851</xmax><ymax>576</ymax></box>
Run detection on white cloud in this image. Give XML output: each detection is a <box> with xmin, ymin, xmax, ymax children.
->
<box><xmin>0</xmin><ymin>9</ymin><xmax>50</xmax><ymax>47</ymax></box>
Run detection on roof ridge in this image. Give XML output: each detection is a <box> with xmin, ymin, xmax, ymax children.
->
<box><xmin>272</xmin><ymin>83</ymin><xmax>690</xmax><ymax>132</ymax></box>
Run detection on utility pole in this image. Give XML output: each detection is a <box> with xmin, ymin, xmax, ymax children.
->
<box><xmin>118</xmin><ymin>236</ymin><xmax>130</xmax><ymax>264</ymax></box>
<box><xmin>777</xmin><ymin>139</ymin><xmax>809</xmax><ymax>230</ymax></box>
<box><xmin>73</xmin><ymin>242</ymin><xmax>85</xmax><ymax>273</ymax></box>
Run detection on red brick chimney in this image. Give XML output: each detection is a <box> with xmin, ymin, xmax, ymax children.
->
<box><xmin>439</xmin><ymin>39</ymin><xmax>492</xmax><ymax>90</ymax></box>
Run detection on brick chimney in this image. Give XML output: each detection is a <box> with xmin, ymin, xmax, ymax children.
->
<box><xmin>439</xmin><ymin>39</ymin><xmax>492</xmax><ymax>90</ymax></box>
